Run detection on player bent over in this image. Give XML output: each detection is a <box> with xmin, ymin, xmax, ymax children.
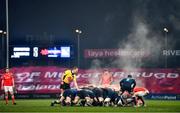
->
<box><xmin>133</xmin><ymin>87</ymin><xmax>149</xmax><ymax>107</ymax></box>
<box><xmin>73</xmin><ymin>89</ymin><xmax>97</xmax><ymax>106</ymax></box>
<box><xmin>119</xmin><ymin>75</ymin><xmax>136</xmax><ymax>106</ymax></box>
<box><xmin>58</xmin><ymin>89</ymin><xmax>77</xmax><ymax>106</ymax></box>
<box><xmin>120</xmin><ymin>75</ymin><xmax>136</xmax><ymax>94</ymax></box>
<box><xmin>102</xmin><ymin>88</ymin><xmax>118</xmax><ymax>107</ymax></box>
<box><xmin>92</xmin><ymin>87</ymin><xmax>104</xmax><ymax>106</ymax></box>
<box><xmin>1</xmin><ymin>68</ymin><xmax>16</xmax><ymax>105</ymax></box>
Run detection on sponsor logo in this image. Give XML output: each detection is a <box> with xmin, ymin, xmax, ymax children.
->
<box><xmin>84</xmin><ymin>49</ymin><xmax>149</xmax><ymax>58</ymax></box>
<box><xmin>151</xmin><ymin>95</ymin><xmax>177</xmax><ymax>100</ymax></box>
<box><xmin>11</xmin><ymin>47</ymin><xmax>30</xmax><ymax>58</ymax></box>
<box><xmin>15</xmin><ymin>71</ymin><xmax>179</xmax><ymax>83</ymax></box>
<box><xmin>163</xmin><ymin>50</ymin><xmax>180</xmax><ymax>56</ymax></box>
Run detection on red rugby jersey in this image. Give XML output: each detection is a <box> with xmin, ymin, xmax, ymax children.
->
<box><xmin>1</xmin><ymin>72</ymin><xmax>14</xmax><ymax>86</ymax></box>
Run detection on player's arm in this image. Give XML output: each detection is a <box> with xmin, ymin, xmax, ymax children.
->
<box><xmin>132</xmin><ymin>79</ymin><xmax>136</xmax><ymax>89</ymax></box>
<box><xmin>1</xmin><ymin>77</ymin><xmax>4</xmax><ymax>90</ymax></box>
<box><xmin>61</xmin><ymin>74</ymin><xmax>64</xmax><ymax>84</ymax></box>
<box><xmin>73</xmin><ymin>76</ymin><xmax>79</xmax><ymax>90</ymax></box>
<box><xmin>12</xmin><ymin>76</ymin><xmax>15</xmax><ymax>88</ymax></box>
<box><xmin>61</xmin><ymin>71</ymin><xmax>66</xmax><ymax>84</ymax></box>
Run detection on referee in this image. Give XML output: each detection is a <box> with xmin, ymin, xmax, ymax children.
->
<box><xmin>51</xmin><ymin>67</ymin><xmax>79</xmax><ymax>106</ymax></box>
<box><xmin>60</xmin><ymin>67</ymin><xmax>79</xmax><ymax>96</ymax></box>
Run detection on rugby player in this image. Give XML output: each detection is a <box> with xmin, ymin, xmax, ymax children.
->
<box><xmin>133</xmin><ymin>87</ymin><xmax>149</xmax><ymax>107</ymax></box>
<box><xmin>99</xmin><ymin>69</ymin><xmax>113</xmax><ymax>88</ymax></box>
<box><xmin>120</xmin><ymin>75</ymin><xmax>136</xmax><ymax>94</ymax></box>
<box><xmin>1</xmin><ymin>68</ymin><xmax>16</xmax><ymax>105</ymax></box>
<box><xmin>102</xmin><ymin>88</ymin><xmax>118</xmax><ymax>106</ymax></box>
<box><xmin>92</xmin><ymin>87</ymin><xmax>104</xmax><ymax>106</ymax></box>
<box><xmin>51</xmin><ymin>88</ymin><xmax>77</xmax><ymax>106</ymax></box>
<box><xmin>114</xmin><ymin>95</ymin><xmax>124</xmax><ymax>106</ymax></box>
<box><xmin>116</xmin><ymin>87</ymin><xmax>149</xmax><ymax>107</ymax></box>
<box><xmin>73</xmin><ymin>88</ymin><xmax>97</xmax><ymax>106</ymax></box>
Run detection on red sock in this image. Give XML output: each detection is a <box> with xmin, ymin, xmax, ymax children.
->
<box><xmin>5</xmin><ymin>95</ymin><xmax>8</xmax><ymax>104</ymax></box>
<box><xmin>11</xmin><ymin>95</ymin><xmax>15</xmax><ymax>104</ymax></box>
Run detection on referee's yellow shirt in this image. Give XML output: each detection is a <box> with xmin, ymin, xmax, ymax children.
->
<box><xmin>62</xmin><ymin>70</ymin><xmax>76</xmax><ymax>84</ymax></box>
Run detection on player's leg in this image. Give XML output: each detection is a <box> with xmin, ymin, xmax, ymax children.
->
<box><xmin>134</xmin><ymin>91</ymin><xmax>147</xmax><ymax>107</ymax></box>
<box><xmin>104</xmin><ymin>97</ymin><xmax>111</xmax><ymax>106</ymax></box>
<box><xmin>104</xmin><ymin>89</ymin><xmax>112</xmax><ymax>106</ymax></box>
<box><xmin>51</xmin><ymin>97</ymin><xmax>63</xmax><ymax>106</ymax></box>
<box><xmin>121</xmin><ymin>91</ymin><xmax>131</xmax><ymax>106</ymax></box>
<box><xmin>137</xmin><ymin>96</ymin><xmax>145</xmax><ymax>107</ymax></box>
<box><xmin>131</xmin><ymin>96</ymin><xmax>137</xmax><ymax>107</ymax></box>
<box><xmin>9</xmin><ymin>86</ymin><xmax>16</xmax><ymax>105</ymax></box>
<box><xmin>83</xmin><ymin>90</ymin><xmax>93</xmax><ymax>106</ymax></box>
<box><xmin>59</xmin><ymin>95</ymin><xmax>65</xmax><ymax>103</ymax></box>
<box><xmin>73</xmin><ymin>96</ymin><xmax>80</xmax><ymax>104</ymax></box>
<box><xmin>63</xmin><ymin>89</ymin><xmax>72</xmax><ymax>106</ymax></box>
<box><xmin>96</xmin><ymin>88</ymin><xmax>104</xmax><ymax>106</ymax></box>
<box><xmin>108</xmin><ymin>89</ymin><xmax>117</xmax><ymax>106</ymax></box>
<box><xmin>4</xmin><ymin>86</ymin><xmax>9</xmax><ymax>105</ymax></box>
<box><xmin>51</xmin><ymin>97</ymin><xmax>64</xmax><ymax>106</ymax></box>
<box><xmin>110</xmin><ymin>92</ymin><xmax>118</xmax><ymax>106</ymax></box>
<box><xmin>50</xmin><ymin>83</ymin><xmax>70</xmax><ymax>106</ymax></box>
<box><xmin>98</xmin><ymin>97</ymin><xmax>104</xmax><ymax>106</ymax></box>
<box><xmin>85</xmin><ymin>96</ymin><xmax>93</xmax><ymax>106</ymax></box>
<box><xmin>73</xmin><ymin>90</ymin><xmax>84</xmax><ymax>105</ymax></box>
<box><xmin>51</xmin><ymin>91</ymin><xmax>66</xmax><ymax>106</ymax></box>
<box><xmin>120</xmin><ymin>86</ymin><xmax>125</xmax><ymax>95</ymax></box>
<box><xmin>51</xmin><ymin>100</ymin><xmax>59</xmax><ymax>106</ymax></box>
<box><xmin>125</xmin><ymin>88</ymin><xmax>137</xmax><ymax>107</ymax></box>
<box><xmin>60</xmin><ymin>83</ymin><xmax>65</xmax><ymax>97</ymax></box>
<box><xmin>65</xmin><ymin>96</ymin><xmax>71</xmax><ymax>106</ymax></box>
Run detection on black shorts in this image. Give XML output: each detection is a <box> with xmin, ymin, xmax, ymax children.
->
<box><xmin>77</xmin><ymin>90</ymin><xmax>86</xmax><ymax>99</ymax></box>
<box><xmin>85</xmin><ymin>89</ymin><xmax>95</xmax><ymax>98</ymax></box>
<box><xmin>121</xmin><ymin>86</ymin><xmax>133</xmax><ymax>94</ymax></box>
<box><xmin>77</xmin><ymin>89</ymin><xmax>94</xmax><ymax>99</ymax></box>
<box><xmin>60</xmin><ymin>82</ymin><xmax>70</xmax><ymax>90</ymax></box>
<box><xmin>102</xmin><ymin>88</ymin><xmax>114</xmax><ymax>99</ymax></box>
<box><xmin>63</xmin><ymin>89</ymin><xmax>71</xmax><ymax>98</ymax></box>
<box><xmin>92</xmin><ymin>88</ymin><xmax>103</xmax><ymax>98</ymax></box>
<box><xmin>63</xmin><ymin>89</ymin><xmax>77</xmax><ymax>99</ymax></box>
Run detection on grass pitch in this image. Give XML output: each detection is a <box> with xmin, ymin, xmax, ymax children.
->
<box><xmin>0</xmin><ymin>99</ymin><xmax>180</xmax><ymax>112</ymax></box>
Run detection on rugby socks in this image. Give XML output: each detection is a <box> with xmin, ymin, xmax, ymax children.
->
<box><xmin>11</xmin><ymin>95</ymin><xmax>15</xmax><ymax>104</ymax></box>
<box><xmin>55</xmin><ymin>100</ymin><xmax>60</xmax><ymax>104</ymax></box>
<box><xmin>132</xmin><ymin>97</ymin><xmax>137</xmax><ymax>106</ymax></box>
<box><xmin>5</xmin><ymin>95</ymin><xmax>8</xmax><ymax>104</ymax></box>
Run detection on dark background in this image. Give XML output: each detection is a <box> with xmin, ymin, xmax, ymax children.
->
<box><xmin>0</xmin><ymin>0</ymin><xmax>180</xmax><ymax>69</ymax></box>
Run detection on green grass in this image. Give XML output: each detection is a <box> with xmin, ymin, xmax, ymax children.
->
<box><xmin>0</xmin><ymin>99</ymin><xmax>180</xmax><ymax>112</ymax></box>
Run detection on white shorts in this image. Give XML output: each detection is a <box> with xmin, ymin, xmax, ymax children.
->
<box><xmin>4</xmin><ymin>86</ymin><xmax>13</xmax><ymax>93</ymax></box>
<box><xmin>134</xmin><ymin>91</ymin><xmax>149</xmax><ymax>97</ymax></box>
